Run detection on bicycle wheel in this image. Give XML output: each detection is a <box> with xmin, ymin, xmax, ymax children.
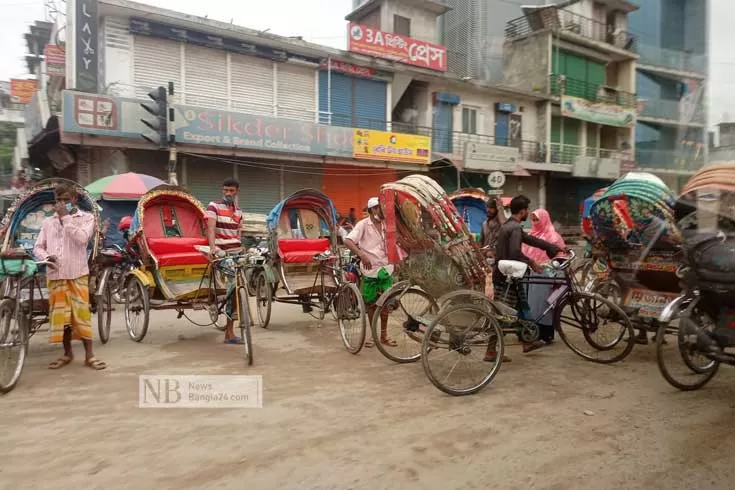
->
<box><xmin>656</xmin><ymin>303</ymin><xmax>719</xmax><ymax>391</ymax></box>
<box><xmin>0</xmin><ymin>298</ymin><xmax>28</xmax><ymax>394</ymax></box>
<box><xmin>421</xmin><ymin>303</ymin><xmax>504</xmax><ymax>396</ymax></box>
<box><xmin>335</xmin><ymin>282</ymin><xmax>366</xmax><ymax>354</ymax></box>
<box><xmin>97</xmin><ymin>284</ymin><xmax>112</xmax><ymax>344</ymax></box>
<box><xmin>555</xmin><ymin>291</ymin><xmax>635</xmax><ymax>364</ymax></box>
<box><xmin>124</xmin><ymin>276</ymin><xmax>150</xmax><ymax>342</ymax></box>
<box><xmin>372</xmin><ymin>284</ymin><xmax>438</xmax><ymax>363</ymax></box>
<box><xmin>254</xmin><ymin>271</ymin><xmax>272</xmax><ymax>328</ymax></box>
<box><xmin>237</xmin><ymin>286</ymin><xmax>254</xmax><ymax>366</ymax></box>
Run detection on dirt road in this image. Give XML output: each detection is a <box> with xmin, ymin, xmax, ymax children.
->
<box><xmin>2</xmin><ymin>304</ymin><xmax>735</xmax><ymax>490</ymax></box>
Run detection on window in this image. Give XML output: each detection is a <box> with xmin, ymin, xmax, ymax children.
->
<box><xmin>393</xmin><ymin>15</ymin><xmax>411</xmax><ymax>36</ymax></box>
<box><xmin>462</xmin><ymin>107</ymin><xmax>477</xmax><ymax>134</ymax></box>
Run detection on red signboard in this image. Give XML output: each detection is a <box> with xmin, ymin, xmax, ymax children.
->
<box><xmin>320</xmin><ymin>59</ymin><xmax>376</xmax><ymax>78</ymax></box>
<box><xmin>347</xmin><ymin>23</ymin><xmax>447</xmax><ymax>72</ymax></box>
<box><xmin>44</xmin><ymin>44</ymin><xmax>66</xmax><ymax>77</ymax></box>
<box><xmin>10</xmin><ymin>79</ymin><xmax>38</xmax><ymax>104</ymax></box>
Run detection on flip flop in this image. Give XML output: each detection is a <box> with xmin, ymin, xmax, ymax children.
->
<box><xmin>380</xmin><ymin>338</ymin><xmax>398</xmax><ymax>347</ymax></box>
<box><xmin>224</xmin><ymin>337</ymin><xmax>244</xmax><ymax>344</ymax></box>
<box><xmin>84</xmin><ymin>357</ymin><xmax>107</xmax><ymax>370</ymax></box>
<box><xmin>365</xmin><ymin>340</ymin><xmax>375</xmax><ymax>348</ymax></box>
<box><xmin>49</xmin><ymin>355</ymin><xmax>73</xmax><ymax>369</ymax></box>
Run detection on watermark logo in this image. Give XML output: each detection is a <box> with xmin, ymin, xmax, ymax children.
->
<box><xmin>139</xmin><ymin>375</ymin><xmax>263</xmax><ymax>408</ymax></box>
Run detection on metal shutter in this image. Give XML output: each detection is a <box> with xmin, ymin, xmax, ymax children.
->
<box><xmin>318</xmin><ymin>71</ymin><xmax>353</xmax><ymax>126</ymax></box>
<box><xmin>283</xmin><ymin>162</ymin><xmax>322</xmax><ymax>198</ymax></box>
<box><xmin>276</xmin><ymin>63</ymin><xmax>316</xmax><ymax>122</ymax></box>
<box><xmin>231</xmin><ymin>54</ymin><xmax>274</xmax><ymax>116</ymax></box>
<box><xmin>184</xmin><ymin>45</ymin><xmax>227</xmax><ymax>109</ymax></box>
<box><xmin>322</xmin><ymin>165</ymin><xmax>395</xmax><ymax>217</ymax></box>
<box><xmin>239</xmin><ymin>165</ymin><xmax>281</xmax><ymax>214</ymax></box>
<box><xmin>186</xmin><ymin>156</ymin><xmax>233</xmax><ymax>207</ymax></box>
<box><xmin>353</xmin><ymin>78</ymin><xmax>387</xmax><ymax>130</ymax></box>
<box><xmin>132</xmin><ymin>35</ymin><xmax>181</xmax><ymax>98</ymax></box>
<box><xmin>127</xmin><ymin>149</ymin><xmax>168</xmax><ymax>181</ymax></box>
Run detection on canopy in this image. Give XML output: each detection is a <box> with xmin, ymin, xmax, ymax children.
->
<box><xmin>129</xmin><ymin>185</ymin><xmax>206</xmax><ymax>238</ymax></box>
<box><xmin>86</xmin><ymin>172</ymin><xmax>166</xmax><ymax>200</ymax></box>
<box><xmin>266</xmin><ymin>189</ymin><xmax>337</xmax><ymax>234</ymax></box>
<box><xmin>448</xmin><ymin>188</ymin><xmax>489</xmax><ymax>241</ymax></box>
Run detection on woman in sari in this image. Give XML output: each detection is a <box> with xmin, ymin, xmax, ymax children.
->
<box><xmin>522</xmin><ymin>208</ymin><xmax>565</xmax><ymax>344</ymax></box>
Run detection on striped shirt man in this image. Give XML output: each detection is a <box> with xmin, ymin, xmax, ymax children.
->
<box><xmin>33</xmin><ymin>210</ymin><xmax>95</xmax><ymax>280</ymax></box>
<box><xmin>206</xmin><ymin>199</ymin><xmax>243</xmax><ymax>252</ymax></box>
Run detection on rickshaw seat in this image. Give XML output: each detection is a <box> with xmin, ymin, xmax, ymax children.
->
<box><xmin>147</xmin><ymin>237</ymin><xmax>209</xmax><ymax>267</ymax></box>
<box><xmin>278</xmin><ymin>238</ymin><xmax>330</xmax><ymax>264</ymax></box>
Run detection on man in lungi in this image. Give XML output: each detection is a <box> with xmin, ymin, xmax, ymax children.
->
<box><xmin>344</xmin><ymin>197</ymin><xmax>400</xmax><ymax>348</ymax></box>
<box><xmin>34</xmin><ymin>183</ymin><xmax>106</xmax><ymax>370</ymax></box>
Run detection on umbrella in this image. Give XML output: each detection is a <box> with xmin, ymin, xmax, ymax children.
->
<box><xmin>85</xmin><ymin>172</ymin><xmax>166</xmax><ymax>200</ymax></box>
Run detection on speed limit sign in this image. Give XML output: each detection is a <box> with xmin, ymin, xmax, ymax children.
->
<box><xmin>487</xmin><ymin>171</ymin><xmax>506</xmax><ymax>189</ymax></box>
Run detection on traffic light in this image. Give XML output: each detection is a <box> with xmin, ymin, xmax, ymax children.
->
<box><xmin>140</xmin><ymin>86</ymin><xmax>168</xmax><ymax>148</ymax></box>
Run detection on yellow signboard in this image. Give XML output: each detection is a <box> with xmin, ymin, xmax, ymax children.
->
<box><xmin>353</xmin><ymin>129</ymin><xmax>431</xmax><ymax>165</ymax></box>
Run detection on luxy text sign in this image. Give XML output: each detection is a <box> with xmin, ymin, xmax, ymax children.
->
<box><xmin>348</xmin><ymin>23</ymin><xmax>447</xmax><ymax>72</ymax></box>
<box><xmin>353</xmin><ymin>129</ymin><xmax>431</xmax><ymax>165</ymax></box>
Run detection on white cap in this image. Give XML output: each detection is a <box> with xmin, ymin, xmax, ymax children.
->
<box><xmin>367</xmin><ymin>197</ymin><xmax>380</xmax><ymax>209</ymax></box>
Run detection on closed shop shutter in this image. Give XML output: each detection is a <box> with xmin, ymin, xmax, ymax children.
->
<box><xmin>127</xmin><ymin>150</ymin><xmax>168</xmax><ymax>181</ymax></box>
<box><xmin>283</xmin><ymin>162</ymin><xmax>322</xmax><ymax>197</ymax></box>
<box><xmin>318</xmin><ymin>71</ymin><xmax>353</xmax><ymax>126</ymax></box>
<box><xmin>184</xmin><ymin>45</ymin><xmax>227</xmax><ymax>109</ymax></box>
<box><xmin>276</xmin><ymin>63</ymin><xmax>316</xmax><ymax>122</ymax></box>
<box><xmin>132</xmin><ymin>35</ymin><xmax>181</xmax><ymax>98</ymax></box>
<box><xmin>353</xmin><ymin>78</ymin><xmax>387</xmax><ymax>130</ymax></box>
<box><xmin>322</xmin><ymin>165</ymin><xmax>396</xmax><ymax>217</ymax></box>
<box><xmin>239</xmin><ymin>165</ymin><xmax>281</xmax><ymax>214</ymax></box>
<box><xmin>231</xmin><ymin>54</ymin><xmax>274</xmax><ymax>116</ymax></box>
<box><xmin>186</xmin><ymin>157</ymin><xmax>233</xmax><ymax>207</ymax></box>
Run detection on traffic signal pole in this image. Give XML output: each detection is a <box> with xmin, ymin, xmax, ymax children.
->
<box><xmin>140</xmin><ymin>81</ymin><xmax>177</xmax><ymax>185</ymax></box>
<box><xmin>166</xmin><ymin>82</ymin><xmax>177</xmax><ymax>185</ymax></box>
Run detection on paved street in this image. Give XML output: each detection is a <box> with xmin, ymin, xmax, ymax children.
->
<box><xmin>2</xmin><ymin>302</ymin><xmax>735</xmax><ymax>490</ymax></box>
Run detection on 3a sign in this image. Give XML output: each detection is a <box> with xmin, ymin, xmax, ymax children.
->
<box><xmin>348</xmin><ymin>22</ymin><xmax>447</xmax><ymax>72</ymax></box>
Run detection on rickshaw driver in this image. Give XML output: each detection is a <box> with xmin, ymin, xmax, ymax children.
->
<box><xmin>206</xmin><ymin>178</ymin><xmax>244</xmax><ymax>345</ymax></box>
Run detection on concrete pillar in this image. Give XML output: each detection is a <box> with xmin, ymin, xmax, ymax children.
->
<box><xmin>538</xmin><ymin>172</ymin><xmax>547</xmax><ymax>209</ymax></box>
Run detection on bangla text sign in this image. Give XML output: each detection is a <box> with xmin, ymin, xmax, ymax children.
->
<box><xmin>561</xmin><ymin>95</ymin><xmax>635</xmax><ymax>128</ymax></box>
<box><xmin>353</xmin><ymin>129</ymin><xmax>431</xmax><ymax>165</ymax></box>
<box><xmin>10</xmin><ymin>79</ymin><xmax>38</xmax><ymax>104</ymax></box>
<box><xmin>348</xmin><ymin>23</ymin><xmax>447</xmax><ymax>72</ymax></box>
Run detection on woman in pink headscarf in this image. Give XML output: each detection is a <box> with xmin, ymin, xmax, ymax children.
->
<box><xmin>523</xmin><ymin>208</ymin><xmax>566</xmax><ymax>344</ymax></box>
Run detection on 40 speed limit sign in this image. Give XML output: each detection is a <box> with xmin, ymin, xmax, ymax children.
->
<box><xmin>487</xmin><ymin>171</ymin><xmax>506</xmax><ymax>189</ymax></box>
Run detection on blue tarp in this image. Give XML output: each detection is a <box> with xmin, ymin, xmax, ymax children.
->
<box><xmin>99</xmin><ymin>200</ymin><xmax>137</xmax><ymax>247</ymax></box>
<box><xmin>452</xmin><ymin>196</ymin><xmax>487</xmax><ymax>238</ymax></box>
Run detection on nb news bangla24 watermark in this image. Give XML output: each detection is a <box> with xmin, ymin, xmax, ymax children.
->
<box><xmin>139</xmin><ymin>375</ymin><xmax>263</xmax><ymax>408</ymax></box>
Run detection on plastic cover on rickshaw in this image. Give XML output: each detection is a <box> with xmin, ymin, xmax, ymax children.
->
<box><xmin>380</xmin><ymin>175</ymin><xmax>486</xmax><ymax>300</ymax></box>
<box><xmin>447</xmin><ymin>188</ymin><xmax>489</xmax><ymax>243</ymax></box>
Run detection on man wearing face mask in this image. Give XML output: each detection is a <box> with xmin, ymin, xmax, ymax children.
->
<box><xmin>206</xmin><ymin>178</ymin><xmax>244</xmax><ymax>344</ymax></box>
<box><xmin>344</xmin><ymin>197</ymin><xmax>398</xmax><ymax>348</ymax></box>
<box><xmin>34</xmin><ymin>183</ymin><xmax>106</xmax><ymax>370</ymax></box>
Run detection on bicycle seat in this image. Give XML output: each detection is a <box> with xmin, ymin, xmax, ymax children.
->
<box><xmin>498</xmin><ymin>260</ymin><xmax>528</xmax><ymax>279</ymax></box>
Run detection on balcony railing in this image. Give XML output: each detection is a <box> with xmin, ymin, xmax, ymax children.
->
<box><xmin>635</xmin><ymin>148</ymin><xmax>705</xmax><ymax>172</ymax></box>
<box><xmin>550</xmin><ymin>143</ymin><xmax>628</xmax><ymax>165</ymax></box>
<box><xmin>549</xmin><ymin>74</ymin><xmax>635</xmax><ymax>107</ymax></box>
<box><xmin>636</xmin><ymin>98</ymin><xmax>706</xmax><ymax>125</ymax></box>
<box><xmin>635</xmin><ymin>43</ymin><xmax>707</xmax><ymax>75</ymax></box>
<box><xmin>505</xmin><ymin>8</ymin><xmax>635</xmax><ymax>51</ymax></box>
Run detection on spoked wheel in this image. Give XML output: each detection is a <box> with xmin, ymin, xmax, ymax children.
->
<box><xmin>421</xmin><ymin>303</ymin><xmax>504</xmax><ymax>396</ymax></box>
<box><xmin>124</xmin><ymin>276</ymin><xmax>150</xmax><ymax>342</ymax></box>
<box><xmin>254</xmin><ymin>272</ymin><xmax>272</xmax><ymax>329</ymax></box>
<box><xmin>237</xmin><ymin>287</ymin><xmax>254</xmax><ymax>366</ymax></box>
<box><xmin>0</xmin><ymin>299</ymin><xmax>28</xmax><ymax>394</ymax></box>
<box><xmin>372</xmin><ymin>284</ymin><xmax>438</xmax><ymax>363</ymax></box>
<box><xmin>96</xmin><ymin>284</ymin><xmax>112</xmax><ymax>344</ymax></box>
<box><xmin>555</xmin><ymin>291</ymin><xmax>635</xmax><ymax>364</ymax></box>
<box><xmin>656</xmin><ymin>301</ymin><xmax>720</xmax><ymax>391</ymax></box>
<box><xmin>335</xmin><ymin>282</ymin><xmax>366</xmax><ymax>354</ymax></box>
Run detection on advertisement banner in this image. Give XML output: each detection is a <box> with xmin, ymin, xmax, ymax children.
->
<box><xmin>10</xmin><ymin>79</ymin><xmax>38</xmax><ymax>104</ymax></box>
<box><xmin>348</xmin><ymin>23</ymin><xmax>447</xmax><ymax>72</ymax></box>
<box><xmin>44</xmin><ymin>44</ymin><xmax>66</xmax><ymax>77</ymax></box>
<box><xmin>74</xmin><ymin>0</ymin><xmax>99</xmax><ymax>92</ymax></box>
<box><xmin>561</xmin><ymin>95</ymin><xmax>635</xmax><ymax>128</ymax></box>
<box><xmin>353</xmin><ymin>129</ymin><xmax>431</xmax><ymax>165</ymax></box>
<box><xmin>463</xmin><ymin>142</ymin><xmax>519</xmax><ymax>172</ymax></box>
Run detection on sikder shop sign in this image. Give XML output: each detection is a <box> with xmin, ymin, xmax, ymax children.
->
<box><xmin>348</xmin><ymin>23</ymin><xmax>447</xmax><ymax>72</ymax></box>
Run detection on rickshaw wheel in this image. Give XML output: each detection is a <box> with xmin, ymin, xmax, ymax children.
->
<box><xmin>124</xmin><ymin>277</ymin><xmax>150</xmax><ymax>342</ymax></box>
<box><xmin>0</xmin><ymin>298</ymin><xmax>28</xmax><ymax>394</ymax></box>
<box><xmin>335</xmin><ymin>282</ymin><xmax>366</xmax><ymax>354</ymax></box>
<box><xmin>254</xmin><ymin>272</ymin><xmax>272</xmax><ymax>328</ymax></box>
<box><xmin>97</xmin><ymin>284</ymin><xmax>112</xmax><ymax>344</ymax></box>
<box><xmin>555</xmin><ymin>291</ymin><xmax>635</xmax><ymax>364</ymax></box>
<box><xmin>237</xmin><ymin>287</ymin><xmax>254</xmax><ymax>366</ymax></box>
<box><xmin>421</xmin><ymin>303</ymin><xmax>504</xmax><ymax>396</ymax></box>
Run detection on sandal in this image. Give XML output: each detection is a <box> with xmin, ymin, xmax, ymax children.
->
<box><xmin>380</xmin><ymin>338</ymin><xmax>398</xmax><ymax>347</ymax></box>
<box><xmin>365</xmin><ymin>340</ymin><xmax>375</xmax><ymax>348</ymax></box>
<box><xmin>48</xmin><ymin>355</ymin><xmax>73</xmax><ymax>370</ymax></box>
<box><xmin>484</xmin><ymin>351</ymin><xmax>512</xmax><ymax>363</ymax></box>
<box><xmin>522</xmin><ymin>341</ymin><xmax>545</xmax><ymax>354</ymax></box>
<box><xmin>84</xmin><ymin>357</ymin><xmax>107</xmax><ymax>370</ymax></box>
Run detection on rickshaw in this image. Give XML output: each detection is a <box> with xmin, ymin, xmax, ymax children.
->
<box><xmin>448</xmin><ymin>188</ymin><xmax>511</xmax><ymax>243</ymax></box>
<box><xmin>0</xmin><ymin>178</ymin><xmax>101</xmax><ymax>393</ymax></box>
<box><xmin>587</xmin><ymin>172</ymin><xmax>684</xmax><ymax>348</ymax></box>
<box><xmin>370</xmin><ymin>174</ymin><xmax>632</xmax><ymax>396</ymax></box>
<box><xmin>121</xmin><ymin>185</ymin><xmax>254</xmax><ymax>365</ymax></box>
<box><xmin>252</xmin><ymin>189</ymin><xmax>367</xmax><ymax>354</ymax></box>
<box><xmin>656</xmin><ymin>162</ymin><xmax>735</xmax><ymax>391</ymax></box>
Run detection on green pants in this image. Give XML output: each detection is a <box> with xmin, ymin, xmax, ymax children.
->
<box><xmin>361</xmin><ymin>268</ymin><xmax>394</xmax><ymax>305</ymax></box>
